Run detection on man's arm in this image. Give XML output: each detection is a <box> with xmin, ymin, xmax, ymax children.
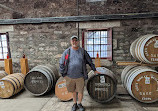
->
<box><xmin>84</xmin><ymin>50</ymin><xmax>101</xmax><ymax>74</ymax></box>
<box><xmin>59</xmin><ymin>50</ymin><xmax>66</xmax><ymax>76</ymax></box>
<box><xmin>84</xmin><ymin>50</ymin><xmax>96</xmax><ymax>71</ymax></box>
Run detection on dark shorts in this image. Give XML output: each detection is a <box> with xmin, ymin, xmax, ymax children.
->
<box><xmin>65</xmin><ymin>76</ymin><xmax>85</xmax><ymax>93</ymax></box>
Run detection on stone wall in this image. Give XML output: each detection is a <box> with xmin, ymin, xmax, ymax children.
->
<box><xmin>0</xmin><ymin>18</ymin><xmax>157</xmax><ymax>83</ymax></box>
<box><xmin>0</xmin><ymin>1</ymin><xmax>158</xmax><ymax>83</ymax></box>
<box><xmin>112</xmin><ymin>18</ymin><xmax>158</xmax><ymax>82</ymax></box>
<box><xmin>7</xmin><ymin>22</ymin><xmax>77</xmax><ymax>72</ymax></box>
<box><xmin>0</xmin><ymin>0</ymin><xmax>158</xmax><ymax>19</ymax></box>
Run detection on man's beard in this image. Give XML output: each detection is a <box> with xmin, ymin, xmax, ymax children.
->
<box><xmin>72</xmin><ymin>44</ymin><xmax>78</xmax><ymax>47</ymax></box>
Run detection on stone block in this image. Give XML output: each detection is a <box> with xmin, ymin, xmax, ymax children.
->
<box><xmin>54</xmin><ymin>54</ymin><xmax>62</xmax><ymax>59</ymax></box>
<box><xmin>78</xmin><ymin>21</ymin><xmax>120</xmax><ymax>29</ymax></box>
<box><xmin>54</xmin><ymin>31</ymin><xmax>63</xmax><ymax>35</ymax></box>
<box><xmin>60</xmin><ymin>42</ymin><xmax>68</xmax><ymax>47</ymax></box>
<box><xmin>113</xmin><ymin>27</ymin><xmax>125</xmax><ymax>32</ymax></box>
<box><xmin>114</xmin><ymin>35</ymin><xmax>125</xmax><ymax>39</ymax></box>
<box><xmin>19</xmin><ymin>38</ymin><xmax>25</xmax><ymax>41</ymax></box>
<box><xmin>39</xmin><ymin>47</ymin><xmax>44</xmax><ymax>51</ymax></box>
<box><xmin>114</xmin><ymin>50</ymin><xmax>124</xmax><ymax>54</ymax></box>
<box><xmin>113</xmin><ymin>39</ymin><xmax>117</xmax><ymax>49</ymax></box>
<box><xmin>20</xmin><ymin>31</ymin><xmax>28</xmax><ymax>35</ymax></box>
<box><xmin>0</xmin><ymin>61</ymin><xmax>4</xmax><ymax>68</ymax></box>
<box><xmin>39</xmin><ymin>43</ymin><xmax>45</xmax><ymax>46</ymax></box>
<box><xmin>64</xmin><ymin>31</ymin><xmax>70</xmax><ymax>35</ymax></box>
<box><xmin>86</xmin><ymin>0</ymin><xmax>107</xmax><ymax>2</ymax></box>
<box><xmin>9</xmin><ymin>0</ymin><xmax>14</xmax><ymax>2</ymax></box>
<box><xmin>0</xmin><ymin>25</ymin><xmax>14</xmax><ymax>33</ymax></box>
<box><xmin>10</xmin><ymin>38</ymin><xmax>19</xmax><ymax>42</ymax></box>
<box><xmin>113</xmin><ymin>56</ymin><xmax>124</xmax><ymax>61</ymax></box>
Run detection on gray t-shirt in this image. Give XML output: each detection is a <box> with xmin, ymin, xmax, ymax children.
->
<box><xmin>67</xmin><ymin>47</ymin><xmax>84</xmax><ymax>78</ymax></box>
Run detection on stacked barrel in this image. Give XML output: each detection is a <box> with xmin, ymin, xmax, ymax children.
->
<box><xmin>130</xmin><ymin>34</ymin><xmax>158</xmax><ymax>64</ymax></box>
<box><xmin>121</xmin><ymin>66</ymin><xmax>158</xmax><ymax>103</ymax></box>
<box><xmin>122</xmin><ymin>34</ymin><xmax>158</xmax><ymax>103</ymax></box>
<box><xmin>87</xmin><ymin>67</ymin><xmax>117</xmax><ymax>103</ymax></box>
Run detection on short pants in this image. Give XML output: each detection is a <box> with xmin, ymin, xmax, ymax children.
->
<box><xmin>65</xmin><ymin>76</ymin><xmax>84</xmax><ymax>93</ymax></box>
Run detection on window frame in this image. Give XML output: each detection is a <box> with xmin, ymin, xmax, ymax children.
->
<box><xmin>82</xmin><ymin>28</ymin><xmax>112</xmax><ymax>60</ymax></box>
<box><xmin>0</xmin><ymin>32</ymin><xmax>10</xmax><ymax>60</ymax></box>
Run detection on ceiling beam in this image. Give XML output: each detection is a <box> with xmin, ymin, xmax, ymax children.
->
<box><xmin>0</xmin><ymin>12</ymin><xmax>158</xmax><ymax>25</ymax></box>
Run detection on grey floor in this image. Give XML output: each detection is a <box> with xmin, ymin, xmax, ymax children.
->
<box><xmin>0</xmin><ymin>85</ymin><xmax>157</xmax><ymax>111</ymax></box>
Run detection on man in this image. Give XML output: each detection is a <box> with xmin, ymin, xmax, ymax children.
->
<box><xmin>59</xmin><ymin>35</ymin><xmax>100</xmax><ymax>111</ymax></box>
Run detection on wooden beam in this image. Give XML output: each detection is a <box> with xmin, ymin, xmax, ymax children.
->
<box><xmin>0</xmin><ymin>12</ymin><xmax>158</xmax><ymax>24</ymax></box>
<box><xmin>116</xmin><ymin>61</ymin><xmax>158</xmax><ymax>66</ymax></box>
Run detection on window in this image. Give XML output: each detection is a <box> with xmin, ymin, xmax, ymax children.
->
<box><xmin>82</xmin><ymin>29</ymin><xmax>112</xmax><ymax>60</ymax></box>
<box><xmin>0</xmin><ymin>33</ymin><xmax>10</xmax><ymax>60</ymax></box>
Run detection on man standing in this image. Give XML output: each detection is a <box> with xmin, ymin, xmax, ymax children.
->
<box><xmin>59</xmin><ymin>35</ymin><xmax>100</xmax><ymax>111</ymax></box>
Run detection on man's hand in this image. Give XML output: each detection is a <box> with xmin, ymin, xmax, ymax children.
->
<box><xmin>94</xmin><ymin>71</ymin><xmax>101</xmax><ymax>75</ymax></box>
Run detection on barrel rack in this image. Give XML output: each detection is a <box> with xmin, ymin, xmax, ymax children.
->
<box><xmin>116</xmin><ymin>61</ymin><xmax>158</xmax><ymax>66</ymax></box>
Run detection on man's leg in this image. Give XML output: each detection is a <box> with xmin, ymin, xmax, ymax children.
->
<box><xmin>77</xmin><ymin>92</ymin><xmax>85</xmax><ymax>111</ymax></box>
<box><xmin>73</xmin><ymin>92</ymin><xmax>77</xmax><ymax>103</ymax></box>
<box><xmin>76</xmin><ymin>78</ymin><xmax>85</xmax><ymax>111</ymax></box>
<box><xmin>65</xmin><ymin>77</ymin><xmax>78</xmax><ymax>111</ymax></box>
<box><xmin>71</xmin><ymin>92</ymin><xmax>78</xmax><ymax>111</ymax></box>
<box><xmin>78</xmin><ymin>92</ymin><xmax>83</xmax><ymax>104</ymax></box>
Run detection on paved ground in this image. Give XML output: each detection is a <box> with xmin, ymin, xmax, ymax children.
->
<box><xmin>0</xmin><ymin>85</ymin><xmax>157</xmax><ymax>111</ymax></box>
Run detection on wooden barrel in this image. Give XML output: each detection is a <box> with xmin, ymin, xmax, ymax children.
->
<box><xmin>121</xmin><ymin>66</ymin><xmax>158</xmax><ymax>103</ymax></box>
<box><xmin>55</xmin><ymin>77</ymin><xmax>73</xmax><ymax>101</ymax></box>
<box><xmin>24</xmin><ymin>64</ymin><xmax>59</xmax><ymax>96</ymax></box>
<box><xmin>0</xmin><ymin>71</ymin><xmax>8</xmax><ymax>79</ymax></box>
<box><xmin>87</xmin><ymin>67</ymin><xmax>117</xmax><ymax>103</ymax></box>
<box><xmin>130</xmin><ymin>34</ymin><xmax>158</xmax><ymax>64</ymax></box>
<box><xmin>0</xmin><ymin>73</ymin><xmax>25</xmax><ymax>98</ymax></box>
<box><xmin>121</xmin><ymin>65</ymin><xmax>137</xmax><ymax>88</ymax></box>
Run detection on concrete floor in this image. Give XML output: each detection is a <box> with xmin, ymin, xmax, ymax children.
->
<box><xmin>0</xmin><ymin>85</ymin><xmax>157</xmax><ymax>111</ymax></box>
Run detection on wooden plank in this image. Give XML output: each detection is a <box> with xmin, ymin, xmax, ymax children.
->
<box><xmin>0</xmin><ymin>12</ymin><xmax>158</xmax><ymax>24</ymax></box>
<box><xmin>116</xmin><ymin>61</ymin><xmax>158</xmax><ymax>66</ymax></box>
<box><xmin>4</xmin><ymin>58</ymin><xmax>13</xmax><ymax>74</ymax></box>
<box><xmin>95</xmin><ymin>54</ymin><xmax>101</xmax><ymax>67</ymax></box>
<box><xmin>117</xmin><ymin>61</ymin><xmax>141</xmax><ymax>65</ymax></box>
<box><xmin>20</xmin><ymin>58</ymin><xmax>29</xmax><ymax>75</ymax></box>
